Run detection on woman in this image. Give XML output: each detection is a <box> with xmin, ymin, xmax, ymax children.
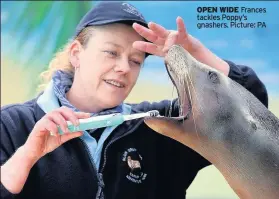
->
<box><xmin>1</xmin><ymin>2</ymin><xmax>268</xmax><ymax>199</ymax></box>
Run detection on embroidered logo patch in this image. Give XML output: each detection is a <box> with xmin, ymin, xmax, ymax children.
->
<box><xmin>121</xmin><ymin>3</ymin><xmax>145</xmax><ymax>20</ymax></box>
<box><xmin>122</xmin><ymin>148</ymin><xmax>147</xmax><ymax>184</ymax></box>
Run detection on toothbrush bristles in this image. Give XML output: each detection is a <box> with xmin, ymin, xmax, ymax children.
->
<box><xmin>148</xmin><ymin>110</ymin><xmax>160</xmax><ymax>117</ymax></box>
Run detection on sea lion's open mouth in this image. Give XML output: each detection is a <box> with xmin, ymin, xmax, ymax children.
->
<box><xmin>164</xmin><ymin>60</ymin><xmax>192</xmax><ymax>121</ymax></box>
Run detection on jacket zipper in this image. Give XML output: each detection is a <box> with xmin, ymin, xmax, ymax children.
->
<box><xmin>79</xmin><ymin>138</ymin><xmax>105</xmax><ymax>199</ymax></box>
<box><xmin>100</xmin><ymin>119</ymin><xmax>144</xmax><ymax>173</ymax></box>
<box><xmin>78</xmin><ymin>119</ymin><xmax>144</xmax><ymax>198</ymax></box>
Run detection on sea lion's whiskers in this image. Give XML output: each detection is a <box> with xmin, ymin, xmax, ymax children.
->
<box><xmin>166</xmin><ymin>74</ymin><xmax>175</xmax><ymax>117</ymax></box>
<box><xmin>167</xmin><ymin>97</ymin><xmax>172</xmax><ymax>117</ymax></box>
<box><xmin>167</xmin><ymin>86</ymin><xmax>176</xmax><ymax>117</ymax></box>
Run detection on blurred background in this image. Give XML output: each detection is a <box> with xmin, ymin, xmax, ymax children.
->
<box><xmin>1</xmin><ymin>1</ymin><xmax>278</xmax><ymax>199</ymax></box>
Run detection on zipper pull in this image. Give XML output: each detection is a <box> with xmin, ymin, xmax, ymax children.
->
<box><xmin>96</xmin><ymin>173</ymin><xmax>105</xmax><ymax>199</ymax></box>
<box><xmin>98</xmin><ymin>173</ymin><xmax>105</xmax><ymax>188</ymax></box>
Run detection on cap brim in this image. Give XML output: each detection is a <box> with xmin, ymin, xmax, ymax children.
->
<box><xmin>87</xmin><ymin>18</ymin><xmax>148</xmax><ymax>28</ymax></box>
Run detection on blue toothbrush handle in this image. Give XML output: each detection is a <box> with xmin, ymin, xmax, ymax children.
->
<box><xmin>57</xmin><ymin>113</ymin><xmax>125</xmax><ymax>135</ymax></box>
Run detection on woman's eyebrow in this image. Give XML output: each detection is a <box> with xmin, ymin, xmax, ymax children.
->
<box><xmin>104</xmin><ymin>41</ymin><xmax>145</xmax><ymax>58</ymax></box>
<box><xmin>104</xmin><ymin>41</ymin><xmax>123</xmax><ymax>49</ymax></box>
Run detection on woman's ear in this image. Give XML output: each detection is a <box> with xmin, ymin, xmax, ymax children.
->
<box><xmin>69</xmin><ymin>40</ymin><xmax>83</xmax><ymax>69</ymax></box>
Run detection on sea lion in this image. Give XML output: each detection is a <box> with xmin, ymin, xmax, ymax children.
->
<box><xmin>144</xmin><ymin>45</ymin><xmax>279</xmax><ymax>199</ymax></box>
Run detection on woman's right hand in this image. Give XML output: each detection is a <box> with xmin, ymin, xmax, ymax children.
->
<box><xmin>1</xmin><ymin>106</ymin><xmax>90</xmax><ymax>194</ymax></box>
<box><xmin>23</xmin><ymin>106</ymin><xmax>90</xmax><ymax>162</ymax></box>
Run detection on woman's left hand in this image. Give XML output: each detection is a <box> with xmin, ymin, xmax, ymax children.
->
<box><xmin>132</xmin><ymin>16</ymin><xmax>200</xmax><ymax>57</ymax></box>
<box><xmin>132</xmin><ymin>16</ymin><xmax>230</xmax><ymax>76</ymax></box>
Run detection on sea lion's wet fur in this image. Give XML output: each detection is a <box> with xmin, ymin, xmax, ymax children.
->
<box><xmin>144</xmin><ymin>45</ymin><xmax>279</xmax><ymax>199</ymax></box>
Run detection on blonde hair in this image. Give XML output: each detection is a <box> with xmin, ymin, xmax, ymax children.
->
<box><xmin>37</xmin><ymin>26</ymin><xmax>96</xmax><ymax>92</ymax></box>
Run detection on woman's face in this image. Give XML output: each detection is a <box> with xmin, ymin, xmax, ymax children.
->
<box><xmin>71</xmin><ymin>23</ymin><xmax>146</xmax><ymax>110</ymax></box>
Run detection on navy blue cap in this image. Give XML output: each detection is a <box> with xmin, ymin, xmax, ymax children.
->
<box><xmin>75</xmin><ymin>1</ymin><xmax>148</xmax><ymax>37</ymax></box>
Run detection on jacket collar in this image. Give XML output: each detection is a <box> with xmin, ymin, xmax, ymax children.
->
<box><xmin>33</xmin><ymin>80</ymin><xmax>133</xmax><ymax>119</ymax></box>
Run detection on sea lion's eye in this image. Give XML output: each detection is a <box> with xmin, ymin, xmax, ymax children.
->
<box><xmin>208</xmin><ymin>71</ymin><xmax>219</xmax><ymax>83</ymax></box>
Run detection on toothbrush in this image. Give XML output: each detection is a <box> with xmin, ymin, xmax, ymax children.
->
<box><xmin>57</xmin><ymin>110</ymin><xmax>160</xmax><ymax>135</ymax></box>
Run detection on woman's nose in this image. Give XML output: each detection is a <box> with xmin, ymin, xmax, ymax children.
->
<box><xmin>113</xmin><ymin>58</ymin><xmax>131</xmax><ymax>74</ymax></box>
